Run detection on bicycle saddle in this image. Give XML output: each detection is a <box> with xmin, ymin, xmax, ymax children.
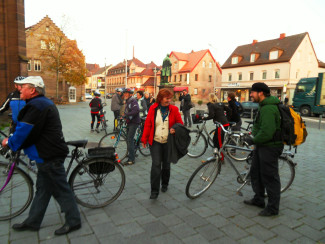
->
<box><xmin>66</xmin><ymin>140</ymin><xmax>88</xmax><ymax>148</ymax></box>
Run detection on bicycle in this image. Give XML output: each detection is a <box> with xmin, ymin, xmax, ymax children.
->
<box><xmin>0</xmin><ymin>139</ymin><xmax>125</xmax><ymax>220</ymax></box>
<box><xmin>98</xmin><ymin>117</ymin><xmax>150</xmax><ymax>161</ymax></box>
<box><xmin>185</xmin><ymin>122</ymin><xmax>296</xmax><ymax>199</ymax></box>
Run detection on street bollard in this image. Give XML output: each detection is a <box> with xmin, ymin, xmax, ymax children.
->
<box><xmin>319</xmin><ymin>114</ymin><xmax>323</xmax><ymax>130</ymax></box>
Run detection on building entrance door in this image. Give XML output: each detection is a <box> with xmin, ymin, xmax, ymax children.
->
<box><xmin>69</xmin><ymin>86</ymin><xmax>76</xmax><ymax>102</ymax></box>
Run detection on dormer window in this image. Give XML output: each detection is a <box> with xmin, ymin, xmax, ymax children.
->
<box><xmin>269</xmin><ymin>50</ymin><xmax>279</xmax><ymax>60</ymax></box>
<box><xmin>231</xmin><ymin>57</ymin><xmax>238</xmax><ymax>64</ymax></box>
<box><xmin>250</xmin><ymin>53</ymin><xmax>256</xmax><ymax>62</ymax></box>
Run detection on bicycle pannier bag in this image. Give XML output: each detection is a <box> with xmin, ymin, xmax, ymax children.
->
<box><xmin>277</xmin><ymin>104</ymin><xmax>308</xmax><ymax>146</ymax></box>
<box><xmin>88</xmin><ymin>147</ymin><xmax>116</xmax><ymax>174</ymax></box>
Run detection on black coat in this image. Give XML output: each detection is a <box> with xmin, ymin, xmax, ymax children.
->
<box><xmin>181</xmin><ymin>94</ymin><xmax>191</xmax><ymax>111</ymax></box>
<box><xmin>204</xmin><ymin>102</ymin><xmax>229</xmax><ymax>125</ymax></box>
<box><xmin>167</xmin><ymin>123</ymin><xmax>190</xmax><ymax>164</ymax></box>
<box><xmin>228</xmin><ymin>99</ymin><xmax>241</xmax><ymax>123</ymax></box>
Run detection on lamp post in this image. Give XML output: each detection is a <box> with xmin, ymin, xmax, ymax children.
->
<box><xmin>104</xmin><ymin>58</ymin><xmax>107</xmax><ymax>103</ymax></box>
<box><xmin>153</xmin><ymin>67</ymin><xmax>158</xmax><ymax>97</ymax></box>
<box><xmin>208</xmin><ymin>43</ymin><xmax>218</xmax><ymax>95</ymax></box>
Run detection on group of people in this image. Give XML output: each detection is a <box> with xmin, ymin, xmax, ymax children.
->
<box><xmin>0</xmin><ymin>76</ymin><xmax>285</xmax><ymax>235</ymax></box>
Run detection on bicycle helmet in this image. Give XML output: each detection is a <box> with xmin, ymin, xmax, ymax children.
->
<box><xmin>14</xmin><ymin>76</ymin><xmax>26</xmax><ymax>83</ymax></box>
<box><xmin>94</xmin><ymin>91</ymin><xmax>101</xmax><ymax>97</ymax></box>
<box><xmin>122</xmin><ymin>88</ymin><xmax>134</xmax><ymax>94</ymax></box>
<box><xmin>115</xmin><ymin>88</ymin><xmax>123</xmax><ymax>92</ymax></box>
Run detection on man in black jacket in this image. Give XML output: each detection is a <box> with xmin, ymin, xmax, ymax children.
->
<box><xmin>1</xmin><ymin>76</ymin><xmax>81</xmax><ymax>235</ymax></box>
<box><xmin>227</xmin><ymin>92</ymin><xmax>242</xmax><ymax>131</ymax></box>
<box><xmin>180</xmin><ymin>89</ymin><xmax>192</xmax><ymax>127</ymax></box>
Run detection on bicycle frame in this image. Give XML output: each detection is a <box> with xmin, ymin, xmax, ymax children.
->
<box><xmin>194</xmin><ymin>121</ymin><xmax>213</xmax><ymax>142</ymax></box>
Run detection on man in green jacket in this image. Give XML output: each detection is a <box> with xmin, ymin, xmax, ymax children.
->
<box><xmin>244</xmin><ymin>82</ymin><xmax>283</xmax><ymax>217</ymax></box>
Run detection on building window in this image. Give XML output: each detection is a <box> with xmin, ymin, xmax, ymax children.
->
<box><xmin>275</xmin><ymin>69</ymin><xmax>280</xmax><ymax>79</ymax></box>
<box><xmin>238</xmin><ymin>73</ymin><xmax>242</xmax><ymax>81</ymax></box>
<box><xmin>46</xmin><ymin>26</ymin><xmax>49</xmax><ymax>31</ymax></box>
<box><xmin>180</xmin><ymin>75</ymin><xmax>182</xmax><ymax>81</ymax></box>
<box><xmin>202</xmin><ymin>61</ymin><xmax>206</xmax><ymax>68</ymax></box>
<box><xmin>174</xmin><ymin>75</ymin><xmax>176</xmax><ymax>82</ymax></box>
<box><xmin>49</xmin><ymin>42</ymin><xmax>55</xmax><ymax>50</ymax></box>
<box><xmin>250</xmin><ymin>53</ymin><xmax>256</xmax><ymax>62</ymax></box>
<box><xmin>231</xmin><ymin>57</ymin><xmax>238</xmax><ymax>64</ymax></box>
<box><xmin>27</xmin><ymin>60</ymin><xmax>31</xmax><ymax>71</ymax></box>
<box><xmin>249</xmin><ymin>72</ymin><xmax>254</xmax><ymax>81</ymax></box>
<box><xmin>262</xmin><ymin>71</ymin><xmax>267</xmax><ymax>80</ymax></box>
<box><xmin>195</xmin><ymin>74</ymin><xmax>198</xmax><ymax>81</ymax></box>
<box><xmin>34</xmin><ymin>60</ymin><xmax>41</xmax><ymax>71</ymax></box>
<box><xmin>41</xmin><ymin>40</ymin><xmax>46</xmax><ymax>50</ymax></box>
<box><xmin>269</xmin><ymin>50</ymin><xmax>279</xmax><ymax>60</ymax></box>
<box><xmin>228</xmin><ymin>73</ymin><xmax>232</xmax><ymax>81</ymax></box>
<box><xmin>59</xmin><ymin>81</ymin><xmax>63</xmax><ymax>91</ymax></box>
<box><xmin>209</xmin><ymin>75</ymin><xmax>212</xmax><ymax>82</ymax></box>
<box><xmin>194</xmin><ymin>88</ymin><xmax>198</xmax><ymax>95</ymax></box>
<box><xmin>209</xmin><ymin>62</ymin><xmax>212</xmax><ymax>68</ymax></box>
<box><xmin>185</xmin><ymin>74</ymin><xmax>187</xmax><ymax>81</ymax></box>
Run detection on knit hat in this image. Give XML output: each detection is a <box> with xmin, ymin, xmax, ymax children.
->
<box><xmin>251</xmin><ymin>82</ymin><xmax>270</xmax><ymax>94</ymax></box>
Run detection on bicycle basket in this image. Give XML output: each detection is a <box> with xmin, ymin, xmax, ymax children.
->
<box><xmin>88</xmin><ymin>159</ymin><xmax>115</xmax><ymax>174</ymax></box>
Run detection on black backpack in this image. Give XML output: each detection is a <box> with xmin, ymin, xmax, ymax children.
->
<box><xmin>235</xmin><ymin>101</ymin><xmax>244</xmax><ymax>115</ymax></box>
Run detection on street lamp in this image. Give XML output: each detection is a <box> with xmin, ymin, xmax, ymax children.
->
<box><xmin>153</xmin><ymin>67</ymin><xmax>158</xmax><ymax>97</ymax></box>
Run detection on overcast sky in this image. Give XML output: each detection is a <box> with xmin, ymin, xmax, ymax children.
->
<box><xmin>25</xmin><ymin>0</ymin><xmax>325</xmax><ymax>68</ymax></box>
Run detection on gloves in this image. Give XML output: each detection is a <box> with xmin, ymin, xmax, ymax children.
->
<box><xmin>244</xmin><ymin>135</ymin><xmax>254</xmax><ymax>146</ymax></box>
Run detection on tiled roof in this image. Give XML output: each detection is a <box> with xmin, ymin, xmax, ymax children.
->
<box><xmin>318</xmin><ymin>60</ymin><xmax>325</xmax><ymax>68</ymax></box>
<box><xmin>110</xmin><ymin>57</ymin><xmax>146</xmax><ymax>70</ymax></box>
<box><xmin>139</xmin><ymin>62</ymin><xmax>159</xmax><ymax>76</ymax></box>
<box><xmin>141</xmin><ymin>77</ymin><xmax>155</xmax><ymax>87</ymax></box>
<box><xmin>86</xmin><ymin>63</ymin><xmax>100</xmax><ymax>76</ymax></box>
<box><xmin>170</xmin><ymin>49</ymin><xmax>221</xmax><ymax>74</ymax></box>
<box><xmin>222</xmin><ymin>32</ymin><xmax>308</xmax><ymax>69</ymax></box>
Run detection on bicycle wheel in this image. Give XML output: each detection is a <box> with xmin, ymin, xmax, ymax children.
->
<box><xmin>98</xmin><ymin>132</ymin><xmax>128</xmax><ymax>161</ymax></box>
<box><xmin>0</xmin><ymin>162</ymin><xmax>34</xmax><ymax>220</ymax></box>
<box><xmin>69</xmin><ymin>158</ymin><xmax>125</xmax><ymax>208</ymax></box>
<box><xmin>139</xmin><ymin>142</ymin><xmax>150</xmax><ymax>156</ymax></box>
<box><xmin>208</xmin><ymin>129</ymin><xmax>216</xmax><ymax>147</ymax></box>
<box><xmin>226</xmin><ymin>135</ymin><xmax>253</xmax><ymax>161</ymax></box>
<box><xmin>279</xmin><ymin>157</ymin><xmax>295</xmax><ymax>193</ymax></box>
<box><xmin>186</xmin><ymin>160</ymin><xmax>221</xmax><ymax>199</ymax></box>
<box><xmin>187</xmin><ymin>131</ymin><xmax>208</xmax><ymax>158</ymax></box>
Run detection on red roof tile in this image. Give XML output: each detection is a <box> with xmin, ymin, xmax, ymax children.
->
<box><xmin>141</xmin><ymin>77</ymin><xmax>155</xmax><ymax>87</ymax></box>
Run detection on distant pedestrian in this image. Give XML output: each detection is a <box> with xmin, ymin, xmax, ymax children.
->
<box><xmin>89</xmin><ymin>91</ymin><xmax>102</xmax><ymax>133</ymax></box>
<box><xmin>181</xmin><ymin>89</ymin><xmax>192</xmax><ymax>127</ymax></box>
<box><xmin>227</xmin><ymin>92</ymin><xmax>242</xmax><ymax>131</ymax></box>
<box><xmin>284</xmin><ymin>96</ymin><xmax>289</xmax><ymax>106</ymax></box>
<box><xmin>243</xmin><ymin>82</ymin><xmax>283</xmax><ymax>217</ymax></box>
<box><xmin>111</xmin><ymin>88</ymin><xmax>124</xmax><ymax>130</ymax></box>
<box><xmin>141</xmin><ymin>89</ymin><xmax>183</xmax><ymax>199</ymax></box>
<box><xmin>136</xmin><ymin>90</ymin><xmax>147</xmax><ymax>117</ymax></box>
<box><xmin>179</xmin><ymin>92</ymin><xmax>184</xmax><ymax>111</ymax></box>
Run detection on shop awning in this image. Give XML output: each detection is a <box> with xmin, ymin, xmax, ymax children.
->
<box><xmin>173</xmin><ymin>86</ymin><xmax>188</xmax><ymax>92</ymax></box>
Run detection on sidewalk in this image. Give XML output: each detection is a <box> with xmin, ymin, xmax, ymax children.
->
<box><xmin>1</xmin><ymin>101</ymin><xmax>325</xmax><ymax>244</ymax></box>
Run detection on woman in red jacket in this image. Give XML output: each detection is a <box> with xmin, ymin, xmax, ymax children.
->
<box><xmin>141</xmin><ymin>89</ymin><xmax>183</xmax><ymax>199</ymax></box>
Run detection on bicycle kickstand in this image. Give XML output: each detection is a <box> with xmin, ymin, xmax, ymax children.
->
<box><xmin>236</xmin><ymin>180</ymin><xmax>249</xmax><ymax>196</ymax></box>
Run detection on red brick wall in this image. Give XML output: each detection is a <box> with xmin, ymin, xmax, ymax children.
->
<box><xmin>0</xmin><ymin>0</ymin><xmax>27</xmax><ymax>103</ymax></box>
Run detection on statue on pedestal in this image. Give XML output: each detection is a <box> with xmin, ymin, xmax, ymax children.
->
<box><xmin>161</xmin><ymin>54</ymin><xmax>172</xmax><ymax>83</ymax></box>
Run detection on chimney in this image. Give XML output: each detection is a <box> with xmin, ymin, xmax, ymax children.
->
<box><xmin>280</xmin><ymin>33</ymin><xmax>286</xmax><ymax>39</ymax></box>
<box><xmin>252</xmin><ymin>40</ymin><xmax>258</xmax><ymax>45</ymax></box>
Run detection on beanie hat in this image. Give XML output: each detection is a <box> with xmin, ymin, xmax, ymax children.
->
<box><xmin>251</xmin><ymin>82</ymin><xmax>270</xmax><ymax>94</ymax></box>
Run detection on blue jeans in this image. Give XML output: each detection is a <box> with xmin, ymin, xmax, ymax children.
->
<box><xmin>24</xmin><ymin>158</ymin><xmax>80</xmax><ymax>228</ymax></box>
<box><xmin>127</xmin><ymin>124</ymin><xmax>138</xmax><ymax>162</ymax></box>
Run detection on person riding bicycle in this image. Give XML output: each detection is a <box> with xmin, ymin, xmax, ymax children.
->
<box><xmin>1</xmin><ymin>76</ymin><xmax>81</xmax><ymax>235</ymax></box>
<box><xmin>89</xmin><ymin>91</ymin><xmax>102</xmax><ymax>133</ymax></box>
<box><xmin>111</xmin><ymin>88</ymin><xmax>124</xmax><ymax>130</ymax></box>
<box><xmin>202</xmin><ymin>93</ymin><xmax>231</xmax><ymax>161</ymax></box>
<box><xmin>0</xmin><ymin>76</ymin><xmax>26</xmax><ymax>133</ymax></box>
<box><xmin>243</xmin><ymin>82</ymin><xmax>283</xmax><ymax>217</ymax></box>
<box><xmin>122</xmin><ymin>88</ymin><xmax>140</xmax><ymax>165</ymax></box>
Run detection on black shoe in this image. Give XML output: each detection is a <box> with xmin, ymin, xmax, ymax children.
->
<box><xmin>161</xmin><ymin>185</ymin><xmax>168</xmax><ymax>193</ymax></box>
<box><xmin>12</xmin><ymin>222</ymin><xmax>39</xmax><ymax>231</ymax></box>
<box><xmin>243</xmin><ymin>199</ymin><xmax>265</xmax><ymax>208</ymax></box>
<box><xmin>258</xmin><ymin>209</ymin><xmax>278</xmax><ymax>217</ymax></box>
<box><xmin>54</xmin><ymin>223</ymin><xmax>81</xmax><ymax>235</ymax></box>
<box><xmin>150</xmin><ymin>193</ymin><xmax>158</xmax><ymax>199</ymax></box>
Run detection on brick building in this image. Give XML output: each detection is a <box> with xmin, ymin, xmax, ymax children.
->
<box><xmin>0</xmin><ymin>0</ymin><xmax>27</xmax><ymax>103</ymax></box>
<box><xmin>26</xmin><ymin>16</ymin><xmax>85</xmax><ymax>102</ymax></box>
<box><xmin>85</xmin><ymin>63</ymin><xmax>100</xmax><ymax>93</ymax></box>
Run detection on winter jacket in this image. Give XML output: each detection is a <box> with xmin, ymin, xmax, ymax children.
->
<box><xmin>0</xmin><ymin>90</ymin><xmax>26</xmax><ymax>124</ymax></box>
<box><xmin>181</xmin><ymin>94</ymin><xmax>191</xmax><ymax>111</ymax></box>
<box><xmin>252</xmin><ymin>96</ymin><xmax>282</xmax><ymax>147</ymax></box>
<box><xmin>89</xmin><ymin>97</ymin><xmax>102</xmax><ymax>114</ymax></box>
<box><xmin>203</xmin><ymin>102</ymin><xmax>229</xmax><ymax>125</ymax></box>
<box><xmin>167</xmin><ymin>123</ymin><xmax>190</xmax><ymax>164</ymax></box>
<box><xmin>111</xmin><ymin>93</ymin><xmax>123</xmax><ymax>111</ymax></box>
<box><xmin>141</xmin><ymin>103</ymin><xmax>183</xmax><ymax>146</ymax></box>
<box><xmin>8</xmin><ymin>95</ymin><xmax>69</xmax><ymax>163</ymax></box>
<box><xmin>228</xmin><ymin>99</ymin><xmax>241</xmax><ymax>123</ymax></box>
<box><xmin>124</xmin><ymin>97</ymin><xmax>140</xmax><ymax>125</ymax></box>
<box><xmin>138</xmin><ymin>97</ymin><xmax>147</xmax><ymax>117</ymax></box>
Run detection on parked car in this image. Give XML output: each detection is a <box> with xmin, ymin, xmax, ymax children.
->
<box><xmin>241</xmin><ymin>101</ymin><xmax>259</xmax><ymax>118</ymax></box>
<box><xmin>85</xmin><ymin>93</ymin><xmax>92</xmax><ymax>99</ymax></box>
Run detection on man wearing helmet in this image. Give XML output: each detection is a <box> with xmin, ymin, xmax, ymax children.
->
<box><xmin>111</xmin><ymin>88</ymin><xmax>124</xmax><ymax>131</ymax></box>
<box><xmin>0</xmin><ymin>76</ymin><xmax>27</xmax><ymax>133</ymax></box>
<box><xmin>89</xmin><ymin>91</ymin><xmax>102</xmax><ymax>133</ymax></box>
<box><xmin>122</xmin><ymin>88</ymin><xmax>140</xmax><ymax>165</ymax></box>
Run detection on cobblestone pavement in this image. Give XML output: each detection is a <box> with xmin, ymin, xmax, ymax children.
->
<box><xmin>1</xmin><ymin>101</ymin><xmax>325</xmax><ymax>244</ymax></box>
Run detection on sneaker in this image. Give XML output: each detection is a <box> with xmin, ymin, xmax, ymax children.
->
<box><xmin>123</xmin><ymin>161</ymin><xmax>135</xmax><ymax>166</ymax></box>
<box><xmin>90</xmin><ymin>129</ymin><xmax>94</xmax><ymax>133</ymax></box>
<box><xmin>95</xmin><ymin>128</ymin><xmax>100</xmax><ymax>133</ymax></box>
